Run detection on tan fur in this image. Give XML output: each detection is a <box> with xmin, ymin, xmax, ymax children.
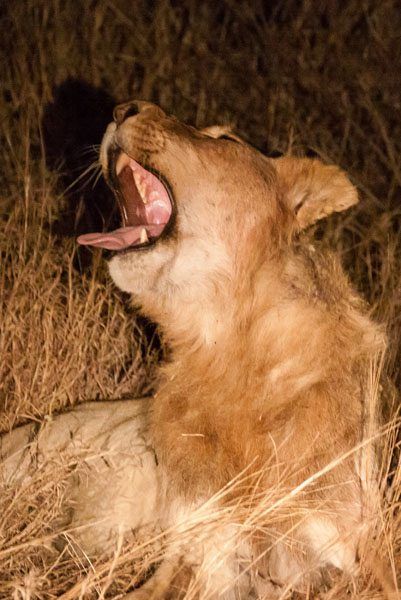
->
<box><xmin>0</xmin><ymin>400</ymin><xmax>159</xmax><ymax>556</ymax></box>
<box><xmin>101</xmin><ymin>102</ymin><xmax>386</xmax><ymax>597</ymax></box>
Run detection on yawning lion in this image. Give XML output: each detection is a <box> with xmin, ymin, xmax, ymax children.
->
<box><xmin>2</xmin><ymin>101</ymin><xmax>385</xmax><ymax>598</ymax></box>
<box><xmin>78</xmin><ymin>101</ymin><xmax>385</xmax><ymax>598</ymax></box>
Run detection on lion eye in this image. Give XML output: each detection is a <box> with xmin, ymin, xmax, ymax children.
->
<box><xmin>219</xmin><ymin>134</ymin><xmax>237</xmax><ymax>142</ymax></box>
<box><xmin>200</xmin><ymin>126</ymin><xmax>245</xmax><ymax>144</ymax></box>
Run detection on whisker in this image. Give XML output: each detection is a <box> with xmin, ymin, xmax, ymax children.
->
<box><xmin>75</xmin><ymin>144</ymin><xmax>101</xmax><ymax>158</ymax></box>
<box><xmin>92</xmin><ymin>168</ymin><xmax>104</xmax><ymax>190</ymax></box>
<box><xmin>58</xmin><ymin>161</ymin><xmax>101</xmax><ymax>198</ymax></box>
<box><xmin>66</xmin><ymin>159</ymin><xmax>100</xmax><ymax>174</ymax></box>
<box><xmin>71</xmin><ymin>166</ymin><xmax>103</xmax><ymax>196</ymax></box>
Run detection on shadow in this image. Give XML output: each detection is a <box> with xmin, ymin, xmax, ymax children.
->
<box><xmin>42</xmin><ymin>78</ymin><xmax>162</xmax><ymax>364</ymax></box>
<box><xmin>42</xmin><ymin>78</ymin><xmax>116</xmax><ymax>269</ymax></box>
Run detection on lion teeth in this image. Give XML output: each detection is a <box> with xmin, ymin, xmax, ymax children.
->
<box><xmin>134</xmin><ymin>173</ymin><xmax>148</xmax><ymax>204</ymax></box>
<box><xmin>116</xmin><ymin>152</ymin><xmax>130</xmax><ymax>176</ymax></box>
<box><xmin>140</xmin><ymin>228</ymin><xmax>149</xmax><ymax>244</ymax></box>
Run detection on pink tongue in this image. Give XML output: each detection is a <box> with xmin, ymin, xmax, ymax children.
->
<box><xmin>77</xmin><ymin>155</ymin><xmax>172</xmax><ymax>251</ymax></box>
<box><xmin>77</xmin><ymin>224</ymin><xmax>164</xmax><ymax>250</ymax></box>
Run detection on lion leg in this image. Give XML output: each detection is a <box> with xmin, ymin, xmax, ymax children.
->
<box><xmin>124</xmin><ymin>556</ymin><xmax>192</xmax><ymax>600</ymax></box>
<box><xmin>125</xmin><ymin>496</ymin><xmax>256</xmax><ymax>599</ymax></box>
<box><xmin>0</xmin><ymin>400</ymin><xmax>159</xmax><ymax>555</ymax></box>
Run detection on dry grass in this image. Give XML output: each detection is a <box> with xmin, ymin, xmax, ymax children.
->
<box><xmin>0</xmin><ymin>0</ymin><xmax>400</xmax><ymax>597</ymax></box>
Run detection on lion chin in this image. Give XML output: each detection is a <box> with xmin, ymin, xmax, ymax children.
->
<box><xmin>3</xmin><ymin>101</ymin><xmax>387</xmax><ymax>599</ymax></box>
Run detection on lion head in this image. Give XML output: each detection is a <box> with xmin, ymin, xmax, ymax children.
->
<box><xmin>78</xmin><ymin>101</ymin><xmax>358</xmax><ymax>340</ymax></box>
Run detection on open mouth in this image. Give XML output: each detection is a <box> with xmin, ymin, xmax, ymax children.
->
<box><xmin>77</xmin><ymin>152</ymin><xmax>174</xmax><ymax>251</ymax></box>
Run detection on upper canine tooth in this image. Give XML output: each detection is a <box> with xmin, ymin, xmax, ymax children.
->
<box><xmin>134</xmin><ymin>174</ymin><xmax>148</xmax><ymax>203</ymax></box>
<box><xmin>116</xmin><ymin>152</ymin><xmax>130</xmax><ymax>176</ymax></box>
<box><xmin>140</xmin><ymin>228</ymin><xmax>149</xmax><ymax>244</ymax></box>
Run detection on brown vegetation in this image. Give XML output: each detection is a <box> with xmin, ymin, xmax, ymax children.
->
<box><xmin>0</xmin><ymin>1</ymin><xmax>400</xmax><ymax>598</ymax></box>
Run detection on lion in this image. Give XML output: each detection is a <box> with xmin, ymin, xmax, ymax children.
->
<box><xmin>77</xmin><ymin>101</ymin><xmax>385</xmax><ymax>598</ymax></box>
<box><xmin>1</xmin><ymin>101</ymin><xmax>386</xmax><ymax>598</ymax></box>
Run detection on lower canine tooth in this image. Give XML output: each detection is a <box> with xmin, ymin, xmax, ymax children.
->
<box><xmin>140</xmin><ymin>228</ymin><xmax>149</xmax><ymax>244</ymax></box>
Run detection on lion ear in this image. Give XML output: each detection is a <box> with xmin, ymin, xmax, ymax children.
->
<box><xmin>275</xmin><ymin>157</ymin><xmax>358</xmax><ymax>230</ymax></box>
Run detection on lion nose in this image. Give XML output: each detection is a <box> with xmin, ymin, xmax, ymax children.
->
<box><xmin>113</xmin><ymin>101</ymin><xmax>166</xmax><ymax>126</ymax></box>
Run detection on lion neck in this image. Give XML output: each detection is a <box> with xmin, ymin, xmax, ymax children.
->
<box><xmin>150</xmin><ymin>245</ymin><xmax>377</xmax><ymax>413</ymax></box>
<box><xmin>148</xmin><ymin>248</ymin><xmax>377</xmax><ymax>498</ymax></box>
<box><xmin>153</xmin><ymin>254</ymin><xmax>325</xmax><ymax>406</ymax></box>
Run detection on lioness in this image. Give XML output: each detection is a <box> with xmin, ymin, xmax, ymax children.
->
<box><xmin>1</xmin><ymin>101</ymin><xmax>385</xmax><ymax>598</ymax></box>
<box><xmin>79</xmin><ymin>101</ymin><xmax>384</xmax><ymax>598</ymax></box>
